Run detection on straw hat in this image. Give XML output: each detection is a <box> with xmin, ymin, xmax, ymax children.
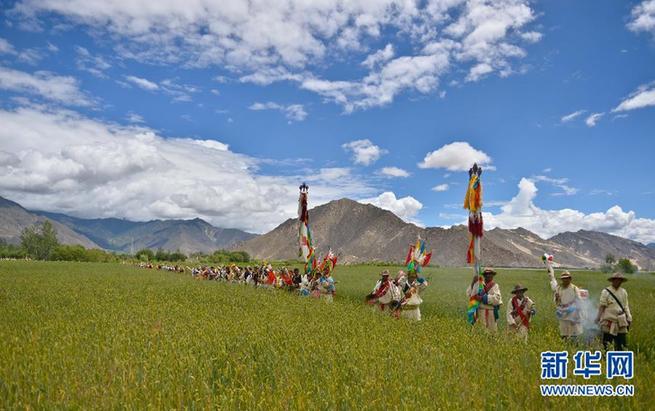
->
<box><xmin>510</xmin><ymin>284</ymin><xmax>528</xmax><ymax>294</ymax></box>
<box><xmin>607</xmin><ymin>272</ymin><xmax>628</xmax><ymax>282</ymax></box>
<box><xmin>482</xmin><ymin>268</ymin><xmax>497</xmax><ymax>276</ymax></box>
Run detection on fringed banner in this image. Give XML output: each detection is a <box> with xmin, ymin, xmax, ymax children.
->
<box><xmin>464</xmin><ymin>164</ymin><xmax>484</xmax><ymax>325</ymax></box>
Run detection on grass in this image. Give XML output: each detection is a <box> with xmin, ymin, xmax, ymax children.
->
<box><xmin>0</xmin><ymin>261</ymin><xmax>653</xmax><ymax>409</ymax></box>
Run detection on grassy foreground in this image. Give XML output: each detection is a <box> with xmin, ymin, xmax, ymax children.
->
<box><xmin>0</xmin><ymin>261</ymin><xmax>653</xmax><ymax>410</ymax></box>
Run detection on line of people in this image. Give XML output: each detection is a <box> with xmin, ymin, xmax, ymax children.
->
<box><xmin>188</xmin><ymin>264</ymin><xmax>337</xmax><ymax>302</ymax></box>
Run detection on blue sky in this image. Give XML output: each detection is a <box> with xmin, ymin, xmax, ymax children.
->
<box><xmin>0</xmin><ymin>0</ymin><xmax>654</xmax><ymax>243</ymax></box>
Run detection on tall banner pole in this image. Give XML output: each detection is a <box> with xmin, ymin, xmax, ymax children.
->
<box><xmin>465</xmin><ymin>163</ymin><xmax>484</xmax><ymax>324</ymax></box>
<box><xmin>298</xmin><ymin>183</ymin><xmax>315</xmax><ymax>274</ymax></box>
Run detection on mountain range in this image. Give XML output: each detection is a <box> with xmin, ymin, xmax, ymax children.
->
<box><xmin>2</xmin><ymin>195</ymin><xmax>654</xmax><ymax>269</ymax></box>
<box><xmin>0</xmin><ymin>196</ymin><xmax>256</xmax><ymax>254</ymax></box>
<box><xmin>235</xmin><ymin>198</ymin><xmax>655</xmax><ymax>270</ymax></box>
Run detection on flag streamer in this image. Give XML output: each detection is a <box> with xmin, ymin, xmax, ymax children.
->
<box><xmin>405</xmin><ymin>238</ymin><xmax>432</xmax><ymax>273</ymax></box>
<box><xmin>464</xmin><ymin>164</ymin><xmax>484</xmax><ymax>324</ymax></box>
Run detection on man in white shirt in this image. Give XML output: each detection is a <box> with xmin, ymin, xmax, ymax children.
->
<box><xmin>596</xmin><ymin>272</ymin><xmax>632</xmax><ymax>351</ymax></box>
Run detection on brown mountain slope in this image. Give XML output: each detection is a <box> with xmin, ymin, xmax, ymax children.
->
<box><xmin>236</xmin><ymin>198</ymin><xmax>645</xmax><ymax>268</ymax></box>
<box><xmin>0</xmin><ymin>196</ymin><xmax>99</xmax><ymax>248</ymax></box>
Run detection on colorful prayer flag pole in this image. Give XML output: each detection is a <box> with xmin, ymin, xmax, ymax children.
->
<box><xmin>319</xmin><ymin>248</ymin><xmax>338</xmax><ymax>274</ymax></box>
<box><xmin>405</xmin><ymin>237</ymin><xmax>432</xmax><ymax>273</ymax></box>
<box><xmin>298</xmin><ymin>183</ymin><xmax>316</xmax><ymax>274</ymax></box>
<box><xmin>464</xmin><ymin>163</ymin><xmax>484</xmax><ymax>324</ymax></box>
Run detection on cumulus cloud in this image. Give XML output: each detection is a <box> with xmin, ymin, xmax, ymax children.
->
<box><xmin>585</xmin><ymin>112</ymin><xmax>604</xmax><ymax>127</ymax></box>
<box><xmin>613</xmin><ymin>82</ymin><xmax>655</xmax><ymax>112</ymax></box>
<box><xmin>628</xmin><ymin>0</ymin><xmax>655</xmax><ymax>37</ymax></box>
<box><xmin>0</xmin><ymin>66</ymin><xmax>92</xmax><ymax>106</ymax></box>
<box><xmin>0</xmin><ymin>105</ymin><xmax>380</xmax><ymax>233</ymax></box>
<box><xmin>560</xmin><ymin>109</ymin><xmax>586</xmax><ymax>123</ymax></box>
<box><xmin>248</xmin><ymin>101</ymin><xmax>307</xmax><ymax>122</ymax></box>
<box><xmin>483</xmin><ymin>178</ymin><xmax>655</xmax><ymax>244</ymax></box>
<box><xmin>342</xmin><ymin>139</ymin><xmax>386</xmax><ymax>166</ymax></box>
<box><xmin>12</xmin><ymin>0</ymin><xmax>540</xmax><ymax>111</ymax></box>
<box><xmin>379</xmin><ymin>166</ymin><xmax>410</xmax><ymax>178</ymax></box>
<box><xmin>418</xmin><ymin>141</ymin><xmax>492</xmax><ymax>171</ymax></box>
<box><xmin>359</xmin><ymin>191</ymin><xmax>423</xmax><ymax>223</ymax></box>
<box><xmin>432</xmin><ymin>183</ymin><xmax>449</xmax><ymax>192</ymax></box>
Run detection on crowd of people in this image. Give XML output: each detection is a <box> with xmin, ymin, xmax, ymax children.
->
<box><xmin>138</xmin><ymin>262</ymin><xmax>337</xmax><ymax>302</ymax></box>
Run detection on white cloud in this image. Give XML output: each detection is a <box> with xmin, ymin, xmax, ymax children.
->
<box><xmin>561</xmin><ymin>109</ymin><xmax>586</xmax><ymax>123</ymax></box>
<box><xmin>520</xmin><ymin>31</ymin><xmax>542</xmax><ymax>43</ymax></box>
<box><xmin>342</xmin><ymin>139</ymin><xmax>386</xmax><ymax>166</ymax></box>
<box><xmin>0</xmin><ymin>66</ymin><xmax>92</xmax><ymax>106</ymax></box>
<box><xmin>126</xmin><ymin>112</ymin><xmax>144</xmax><ymax>123</ymax></box>
<box><xmin>13</xmin><ymin>0</ymin><xmax>540</xmax><ymax>111</ymax></box>
<box><xmin>432</xmin><ymin>183</ymin><xmax>449</xmax><ymax>192</ymax></box>
<box><xmin>17</xmin><ymin>48</ymin><xmax>44</xmax><ymax>65</ymax></box>
<box><xmin>613</xmin><ymin>82</ymin><xmax>655</xmax><ymax>112</ymax></box>
<box><xmin>0</xmin><ymin>38</ymin><xmax>16</xmax><ymax>54</ymax></box>
<box><xmin>0</xmin><ymin>105</ymin><xmax>379</xmax><ymax>233</ymax></box>
<box><xmin>418</xmin><ymin>141</ymin><xmax>492</xmax><ymax>171</ymax></box>
<box><xmin>628</xmin><ymin>0</ymin><xmax>655</xmax><ymax>37</ymax></box>
<box><xmin>359</xmin><ymin>191</ymin><xmax>423</xmax><ymax>223</ymax></box>
<box><xmin>466</xmin><ymin>62</ymin><xmax>493</xmax><ymax>82</ymax></box>
<box><xmin>125</xmin><ymin>75</ymin><xmax>159</xmax><ymax>90</ymax></box>
<box><xmin>585</xmin><ymin>112</ymin><xmax>604</xmax><ymax>127</ymax></box>
<box><xmin>484</xmin><ymin>178</ymin><xmax>655</xmax><ymax>244</ymax></box>
<box><xmin>249</xmin><ymin>101</ymin><xmax>307</xmax><ymax>122</ymax></box>
<box><xmin>75</xmin><ymin>46</ymin><xmax>111</xmax><ymax>77</ymax></box>
<box><xmin>379</xmin><ymin>166</ymin><xmax>410</xmax><ymax>178</ymax></box>
<box><xmin>531</xmin><ymin>175</ymin><xmax>578</xmax><ymax>196</ymax></box>
<box><xmin>123</xmin><ymin>76</ymin><xmax>198</xmax><ymax>102</ymax></box>
<box><xmin>362</xmin><ymin>44</ymin><xmax>395</xmax><ymax>68</ymax></box>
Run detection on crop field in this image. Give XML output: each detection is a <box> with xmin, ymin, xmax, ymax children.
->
<box><xmin>0</xmin><ymin>261</ymin><xmax>654</xmax><ymax>409</ymax></box>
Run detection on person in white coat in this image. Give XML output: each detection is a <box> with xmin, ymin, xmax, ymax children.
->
<box><xmin>596</xmin><ymin>272</ymin><xmax>632</xmax><ymax>351</ymax></box>
<box><xmin>467</xmin><ymin>268</ymin><xmax>502</xmax><ymax>332</ymax></box>
<box><xmin>547</xmin><ymin>267</ymin><xmax>583</xmax><ymax>340</ymax></box>
<box><xmin>506</xmin><ymin>284</ymin><xmax>535</xmax><ymax>340</ymax></box>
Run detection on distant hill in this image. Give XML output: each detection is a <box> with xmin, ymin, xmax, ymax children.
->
<box><xmin>549</xmin><ymin>230</ymin><xmax>655</xmax><ymax>271</ymax></box>
<box><xmin>236</xmin><ymin>198</ymin><xmax>655</xmax><ymax>269</ymax></box>
<box><xmin>37</xmin><ymin>211</ymin><xmax>258</xmax><ymax>254</ymax></box>
<box><xmin>0</xmin><ymin>196</ymin><xmax>99</xmax><ymax>248</ymax></box>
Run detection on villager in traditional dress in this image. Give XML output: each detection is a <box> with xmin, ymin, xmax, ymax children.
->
<box><xmin>506</xmin><ymin>284</ymin><xmax>535</xmax><ymax>340</ymax></box>
<box><xmin>547</xmin><ymin>267</ymin><xmax>583</xmax><ymax>340</ymax></box>
<box><xmin>299</xmin><ymin>270</ymin><xmax>312</xmax><ymax>296</ymax></box>
<box><xmin>292</xmin><ymin>268</ymin><xmax>302</xmax><ymax>290</ymax></box>
<box><xmin>366</xmin><ymin>270</ymin><xmax>401</xmax><ymax>315</ymax></box>
<box><xmin>265</xmin><ymin>264</ymin><xmax>277</xmax><ymax>288</ymax></box>
<box><xmin>400</xmin><ymin>269</ymin><xmax>429</xmax><ymax>321</ymax></box>
<box><xmin>596</xmin><ymin>273</ymin><xmax>632</xmax><ymax>351</ymax></box>
<box><xmin>466</xmin><ymin>268</ymin><xmax>502</xmax><ymax>332</ymax></box>
<box><xmin>319</xmin><ymin>269</ymin><xmax>335</xmax><ymax>303</ymax></box>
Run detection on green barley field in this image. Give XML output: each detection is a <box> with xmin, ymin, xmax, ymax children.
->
<box><xmin>1</xmin><ymin>261</ymin><xmax>654</xmax><ymax>410</ymax></box>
